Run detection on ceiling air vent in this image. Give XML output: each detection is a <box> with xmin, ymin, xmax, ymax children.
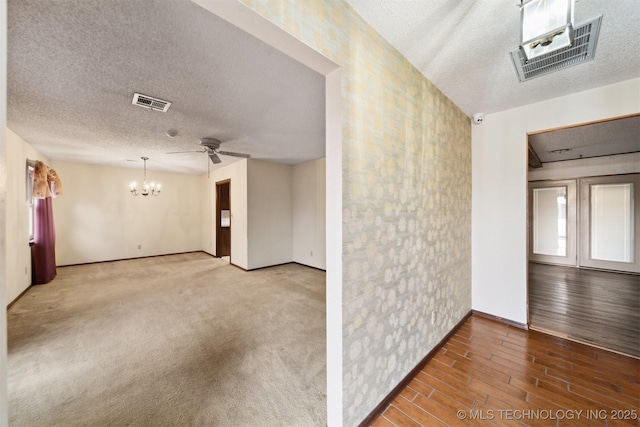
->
<box><xmin>132</xmin><ymin>93</ymin><xmax>172</xmax><ymax>112</ymax></box>
<box><xmin>510</xmin><ymin>15</ymin><xmax>602</xmax><ymax>82</ymax></box>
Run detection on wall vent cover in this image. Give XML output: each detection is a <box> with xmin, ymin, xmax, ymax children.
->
<box><xmin>510</xmin><ymin>15</ymin><xmax>602</xmax><ymax>82</ymax></box>
<box><xmin>132</xmin><ymin>93</ymin><xmax>172</xmax><ymax>112</ymax></box>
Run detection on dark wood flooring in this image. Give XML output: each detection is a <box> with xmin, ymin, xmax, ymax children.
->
<box><xmin>370</xmin><ymin>315</ymin><xmax>640</xmax><ymax>427</ymax></box>
<box><xmin>528</xmin><ymin>262</ymin><xmax>639</xmax><ymax>358</ymax></box>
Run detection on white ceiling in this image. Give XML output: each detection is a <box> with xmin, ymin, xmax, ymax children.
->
<box><xmin>529</xmin><ymin>115</ymin><xmax>639</xmax><ymax>163</ymax></box>
<box><xmin>8</xmin><ymin>0</ymin><xmax>326</xmax><ymax>174</ymax></box>
<box><xmin>8</xmin><ymin>1</ymin><xmax>639</xmax><ymax>175</ymax></box>
<box><xmin>344</xmin><ymin>0</ymin><xmax>640</xmax><ymax>116</ymax></box>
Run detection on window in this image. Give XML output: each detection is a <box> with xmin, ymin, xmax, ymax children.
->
<box><xmin>532</xmin><ymin>186</ymin><xmax>567</xmax><ymax>257</ymax></box>
<box><xmin>27</xmin><ymin>161</ymin><xmax>35</xmax><ymax>243</ymax></box>
<box><xmin>528</xmin><ymin>179</ymin><xmax>577</xmax><ymax>266</ymax></box>
<box><xmin>530</xmin><ymin>174</ymin><xmax>639</xmax><ymax>273</ymax></box>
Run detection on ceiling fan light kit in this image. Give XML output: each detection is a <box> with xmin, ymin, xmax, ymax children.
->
<box><xmin>166</xmin><ymin>137</ymin><xmax>251</xmax><ymax>166</ymax></box>
<box><xmin>129</xmin><ymin>157</ymin><xmax>161</xmax><ymax>197</ymax></box>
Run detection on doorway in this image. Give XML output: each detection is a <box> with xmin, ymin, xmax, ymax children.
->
<box><xmin>526</xmin><ymin>116</ymin><xmax>640</xmax><ymax>357</ymax></box>
<box><xmin>216</xmin><ymin>179</ymin><xmax>231</xmax><ymax>259</ymax></box>
<box><xmin>528</xmin><ymin>174</ymin><xmax>640</xmax><ymax>357</ymax></box>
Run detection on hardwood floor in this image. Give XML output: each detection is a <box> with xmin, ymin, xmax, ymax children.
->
<box><xmin>528</xmin><ymin>262</ymin><xmax>640</xmax><ymax>358</ymax></box>
<box><xmin>369</xmin><ymin>315</ymin><xmax>640</xmax><ymax>427</ymax></box>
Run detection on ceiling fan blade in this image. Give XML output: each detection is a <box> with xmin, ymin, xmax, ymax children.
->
<box><xmin>208</xmin><ymin>153</ymin><xmax>222</xmax><ymax>164</ymax></box>
<box><xmin>166</xmin><ymin>149</ymin><xmax>207</xmax><ymax>154</ymax></box>
<box><xmin>217</xmin><ymin>150</ymin><xmax>251</xmax><ymax>159</ymax></box>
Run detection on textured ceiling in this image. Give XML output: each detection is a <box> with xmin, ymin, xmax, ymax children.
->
<box><xmin>344</xmin><ymin>0</ymin><xmax>640</xmax><ymax>117</ymax></box>
<box><xmin>529</xmin><ymin>115</ymin><xmax>640</xmax><ymax>163</ymax></box>
<box><xmin>8</xmin><ymin>1</ymin><xmax>639</xmax><ymax>175</ymax></box>
<box><xmin>8</xmin><ymin>0</ymin><xmax>326</xmax><ymax>174</ymax></box>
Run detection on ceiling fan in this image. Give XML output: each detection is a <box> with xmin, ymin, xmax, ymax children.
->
<box><xmin>167</xmin><ymin>137</ymin><xmax>251</xmax><ymax>165</ymax></box>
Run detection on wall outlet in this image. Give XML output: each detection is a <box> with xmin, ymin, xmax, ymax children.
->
<box><xmin>137</xmin><ymin>244</ymin><xmax>142</xmax><ymax>250</ymax></box>
<box><xmin>431</xmin><ymin>311</ymin><xmax>437</xmax><ymax>325</ymax></box>
<box><xmin>310</xmin><ymin>251</ymin><xmax>313</xmax><ymax>257</ymax></box>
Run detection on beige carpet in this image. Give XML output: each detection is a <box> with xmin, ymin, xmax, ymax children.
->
<box><xmin>8</xmin><ymin>253</ymin><xmax>326</xmax><ymax>426</ymax></box>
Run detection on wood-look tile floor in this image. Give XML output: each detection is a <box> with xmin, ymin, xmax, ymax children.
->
<box><xmin>370</xmin><ymin>316</ymin><xmax>640</xmax><ymax>427</ymax></box>
<box><xmin>528</xmin><ymin>262</ymin><xmax>640</xmax><ymax>358</ymax></box>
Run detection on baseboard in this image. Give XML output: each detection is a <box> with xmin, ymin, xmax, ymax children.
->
<box><xmin>230</xmin><ymin>262</ymin><xmax>247</xmax><ymax>271</ymax></box>
<box><xmin>529</xmin><ymin>260</ymin><xmax>639</xmax><ymax>276</ymax></box>
<box><xmin>11</xmin><ymin>251</ymin><xmax>209</xmax><ymax>308</ymax></box>
<box><xmin>7</xmin><ymin>285</ymin><xmax>33</xmax><ymax>310</ymax></box>
<box><xmin>201</xmin><ymin>255</ymin><xmax>326</xmax><ymax>272</ymax></box>
<box><xmin>529</xmin><ymin>325</ymin><xmax>640</xmax><ymax>360</ymax></box>
<box><xmin>358</xmin><ymin>310</ymin><xmax>472</xmax><ymax>427</ymax></box>
<box><xmin>472</xmin><ymin>310</ymin><xmax>528</xmax><ymax>330</ymax></box>
<box><xmin>58</xmin><ymin>250</ymin><xmax>206</xmax><ymax>267</ymax></box>
<box><xmin>292</xmin><ymin>262</ymin><xmax>326</xmax><ymax>272</ymax></box>
<box><xmin>245</xmin><ymin>261</ymin><xmax>299</xmax><ymax>272</ymax></box>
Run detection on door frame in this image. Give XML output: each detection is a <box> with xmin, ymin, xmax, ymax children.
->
<box><xmin>526</xmin><ymin>114</ymin><xmax>640</xmax><ymax>327</ymax></box>
<box><xmin>215</xmin><ymin>179</ymin><xmax>231</xmax><ymax>259</ymax></box>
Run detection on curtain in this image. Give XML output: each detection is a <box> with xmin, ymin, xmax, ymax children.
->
<box><xmin>31</xmin><ymin>160</ymin><xmax>63</xmax><ymax>285</ymax></box>
<box><xmin>33</xmin><ymin>197</ymin><xmax>57</xmax><ymax>284</ymax></box>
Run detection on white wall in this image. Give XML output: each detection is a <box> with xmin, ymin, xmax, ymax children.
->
<box><xmin>5</xmin><ymin>128</ymin><xmax>50</xmax><ymax>303</ymax></box>
<box><xmin>0</xmin><ymin>0</ymin><xmax>8</xmax><ymax>419</ymax></box>
<box><xmin>201</xmin><ymin>159</ymin><xmax>249</xmax><ymax>269</ymax></box>
<box><xmin>247</xmin><ymin>160</ymin><xmax>293</xmax><ymax>270</ymax></box>
<box><xmin>528</xmin><ymin>152</ymin><xmax>640</xmax><ymax>181</ymax></box>
<box><xmin>293</xmin><ymin>158</ymin><xmax>326</xmax><ymax>270</ymax></box>
<box><xmin>202</xmin><ymin>158</ymin><xmax>326</xmax><ymax>271</ymax></box>
<box><xmin>472</xmin><ymin>78</ymin><xmax>640</xmax><ymax>324</ymax></box>
<box><xmin>52</xmin><ymin>160</ymin><xmax>203</xmax><ymax>265</ymax></box>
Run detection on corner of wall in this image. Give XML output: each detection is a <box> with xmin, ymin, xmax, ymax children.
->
<box><xmin>292</xmin><ymin>158</ymin><xmax>326</xmax><ymax>270</ymax></box>
<box><xmin>246</xmin><ymin>160</ymin><xmax>294</xmax><ymax>269</ymax></box>
<box><xmin>5</xmin><ymin>128</ymin><xmax>51</xmax><ymax>304</ymax></box>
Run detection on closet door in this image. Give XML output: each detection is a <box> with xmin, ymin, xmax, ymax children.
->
<box><xmin>529</xmin><ymin>180</ymin><xmax>577</xmax><ymax>266</ymax></box>
<box><xmin>579</xmin><ymin>174</ymin><xmax>640</xmax><ymax>273</ymax></box>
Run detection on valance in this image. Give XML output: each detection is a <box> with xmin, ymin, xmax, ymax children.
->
<box><xmin>33</xmin><ymin>160</ymin><xmax>63</xmax><ymax>198</ymax></box>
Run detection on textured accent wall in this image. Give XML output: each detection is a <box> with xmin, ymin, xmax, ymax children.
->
<box><xmin>237</xmin><ymin>0</ymin><xmax>472</xmax><ymax>424</ymax></box>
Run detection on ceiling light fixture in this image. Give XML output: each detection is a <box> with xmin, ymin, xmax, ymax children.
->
<box><xmin>520</xmin><ymin>0</ymin><xmax>574</xmax><ymax>60</ymax></box>
<box><xmin>129</xmin><ymin>157</ymin><xmax>161</xmax><ymax>197</ymax></box>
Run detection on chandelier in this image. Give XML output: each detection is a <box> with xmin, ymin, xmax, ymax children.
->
<box><xmin>129</xmin><ymin>156</ymin><xmax>161</xmax><ymax>196</ymax></box>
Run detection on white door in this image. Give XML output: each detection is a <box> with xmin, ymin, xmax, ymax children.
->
<box><xmin>579</xmin><ymin>174</ymin><xmax>639</xmax><ymax>273</ymax></box>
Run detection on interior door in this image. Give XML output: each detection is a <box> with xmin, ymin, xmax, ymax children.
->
<box><xmin>529</xmin><ymin>180</ymin><xmax>577</xmax><ymax>266</ymax></box>
<box><xmin>579</xmin><ymin>174</ymin><xmax>639</xmax><ymax>273</ymax></box>
<box><xmin>216</xmin><ymin>180</ymin><xmax>231</xmax><ymax>258</ymax></box>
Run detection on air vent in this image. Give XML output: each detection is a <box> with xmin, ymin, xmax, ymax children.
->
<box><xmin>510</xmin><ymin>15</ymin><xmax>602</xmax><ymax>82</ymax></box>
<box><xmin>132</xmin><ymin>93</ymin><xmax>172</xmax><ymax>112</ymax></box>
